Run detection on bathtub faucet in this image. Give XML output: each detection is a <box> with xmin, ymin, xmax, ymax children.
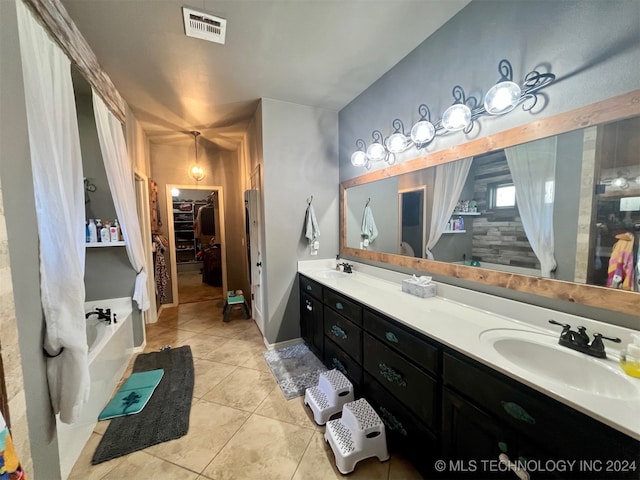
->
<box><xmin>85</xmin><ymin>307</ymin><xmax>112</xmax><ymax>324</ymax></box>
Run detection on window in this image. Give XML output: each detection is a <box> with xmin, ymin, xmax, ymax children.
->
<box><xmin>490</xmin><ymin>183</ymin><xmax>516</xmax><ymax>208</ymax></box>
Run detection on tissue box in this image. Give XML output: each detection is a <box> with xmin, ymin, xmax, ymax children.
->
<box><xmin>402</xmin><ymin>279</ymin><xmax>437</xmax><ymax>298</ymax></box>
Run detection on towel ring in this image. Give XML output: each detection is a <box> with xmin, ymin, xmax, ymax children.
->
<box><xmin>43</xmin><ymin>346</ymin><xmax>65</xmax><ymax>358</ymax></box>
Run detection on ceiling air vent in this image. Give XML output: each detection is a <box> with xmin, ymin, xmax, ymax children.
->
<box><xmin>182</xmin><ymin>7</ymin><xmax>227</xmax><ymax>45</ymax></box>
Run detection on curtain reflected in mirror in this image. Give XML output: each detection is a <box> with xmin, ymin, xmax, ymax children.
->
<box><xmin>345</xmin><ymin>115</ymin><xmax>640</xmax><ymax>292</ymax></box>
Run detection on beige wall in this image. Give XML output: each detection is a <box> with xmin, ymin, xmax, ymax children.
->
<box><xmin>0</xmin><ymin>184</ymin><xmax>33</xmax><ymax>478</ymax></box>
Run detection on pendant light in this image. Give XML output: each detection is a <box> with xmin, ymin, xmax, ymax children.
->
<box><xmin>189</xmin><ymin>131</ymin><xmax>205</xmax><ymax>181</ymax></box>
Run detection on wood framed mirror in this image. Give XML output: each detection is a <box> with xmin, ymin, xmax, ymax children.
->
<box><xmin>340</xmin><ymin>90</ymin><xmax>640</xmax><ymax>317</ymax></box>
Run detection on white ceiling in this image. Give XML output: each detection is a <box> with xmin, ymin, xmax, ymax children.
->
<box><xmin>62</xmin><ymin>0</ymin><xmax>470</xmax><ymax>150</ymax></box>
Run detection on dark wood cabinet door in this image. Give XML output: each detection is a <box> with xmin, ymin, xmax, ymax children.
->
<box><xmin>300</xmin><ymin>291</ymin><xmax>323</xmax><ymax>357</ymax></box>
<box><xmin>442</xmin><ymin>388</ymin><xmax>517</xmax><ymax>479</ymax></box>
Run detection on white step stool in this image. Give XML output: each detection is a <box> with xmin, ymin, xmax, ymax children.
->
<box><xmin>324</xmin><ymin>398</ymin><xmax>389</xmax><ymax>474</ymax></box>
<box><xmin>304</xmin><ymin>369</ymin><xmax>354</xmax><ymax>425</ymax></box>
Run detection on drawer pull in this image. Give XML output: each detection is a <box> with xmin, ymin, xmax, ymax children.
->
<box><xmin>331</xmin><ymin>357</ymin><xmax>347</xmax><ymax>375</ymax></box>
<box><xmin>335</xmin><ymin>302</ymin><xmax>344</xmax><ymax>310</ymax></box>
<box><xmin>379</xmin><ymin>406</ymin><xmax>407</xmax><ymax>436</ymax></box>
<box><xmin>331</xmin><ymin>325</ymin><xmax>347</xmax><ymax>340</ymax></box>
<box><xmin>379</xmin><ymin>362</ymin><xmax>406</xmax><ymax>387</ymax></box>
<box><xmin>306</xmin><ymin>305</ymin><xmax>312</xmax><ymax>311</ymax></box>
<box><xmin>501</xmin><ymin>401</ymin><xmax>536</xmax><ymax>424</ymax></box>
<box><xmin>499</xmin><ymin>453</ymin><xmax>530</xmax><ymax>480</ymax></box>
<box><xmin>306</xmin><ymin>284</ymin><xmax>312</xmax><ymax>291</ymax></box>
<box><xmin>385</xmin><ymin>331</ymin><xmax>399</xmax><ymax>343</ymax></box>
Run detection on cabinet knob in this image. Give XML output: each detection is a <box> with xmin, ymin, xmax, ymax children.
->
<box><xmin>331</xmin><ymin>357</ymin><xmax>347</xmax><ymax>375</ymax></box>
<box><xmin>335</xmin><ymin>302</ymin><xmax>344</xmax><ymax>310</ymax></box>
<box><xmin>498</xmin><ymin>453</ymin><xmax>530</xmax><ymax>480</ymax></box>
<box><xmin>385</xmin><ymin>331</ymin><xmax>399</xmax><ymax>343</ymax></box>
<box><xmin>306</xmin><ymin>285</ymin><xmax>312</xmax><ymax>291</ymax></box>
<box><xmin>331</xmin><ymin>325</ymin><xmax>347</xmax><ymax>340</ymax></box>
<box><xmin>379</xmin><ymin>406</ymin><xmax>407</xmax><ymax>436</ymax></box>
<box><xmin>501</xmin><ymin>401</ymin><xmax>535</xmax><ymax>424</ymax></box>
<box><xmin>378</xmin><ymin>362</ymin><xmax>406</xmax><ymax>387</ymax></box>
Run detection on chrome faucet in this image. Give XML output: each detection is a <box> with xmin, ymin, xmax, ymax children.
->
<box><xmin>86</xmin><ymin>307</ymin><xmax>112</xmax><ymax>324</ymax></box>
<box><xmin>548</xmin><ymin>320</ymin><xmax>620</xmax><ymax>359</ymax></box>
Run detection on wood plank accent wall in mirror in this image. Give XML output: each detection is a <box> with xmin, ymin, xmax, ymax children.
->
<box><xmin>340</xmin><ymin>90</ymin><xmax>640</xmax><ymax>316</ymax></box>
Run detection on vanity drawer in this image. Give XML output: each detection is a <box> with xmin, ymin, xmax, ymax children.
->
<box><xmin>364</xmin><ymin>309</ymin><xmax>439</xmax><ymax>376</ymax></box>
<box><xmin>363</xmin><ymin>333</ymin><xmax>437</xmax><ymax>429</ymax></box>
<box><xmin>364</xmin><ymin>372</ymin><xmax>437</xmax><ymax>474</ymax></box>
<box><xmin>324</xmin><ymin>308</ymin><xmax>362</xmax><ymax>363</ymax></box>
<box><xmin>323</xmin><ymin>289</ymin><xmax>362</xmax><ymax>326</ymax></box>
<box><xmin>443</xmin><ymin>352</ymin><xmax>639</xmax><ymax>463</ymax></box>
<box><xmin>324</xmin><ymin>338</ymin><xmax>363</xmax><ymax>390</ymax></box>
<box><xmin>299</xmin><ymin>274</ymin><xmax>323</xmax><ymax>300</ymax></box>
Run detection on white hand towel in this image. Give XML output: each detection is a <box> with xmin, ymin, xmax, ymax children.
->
<box><xmin>361</xmin><ymin>205</ymin><xmax>378</xmax><ymax>242</ymax></box>
<box><xmin>305</xmin><ymin>204</ymin><xmax>320</xmax><ymax>242</ymax></box>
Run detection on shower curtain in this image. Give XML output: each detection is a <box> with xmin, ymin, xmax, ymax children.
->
<box><xmin>93</xmin><ymin>91</ymin><xmax>150</xmax><ymax>311</ymax></box>
<box><xmin>426</xmin><ymin>157</ymin><xmax>473</xmax><ymax>260</ymax></box>
<box><xmin>505</xmin><ymin>137</ymin><xmax>558</xmax><ymax>277</ymax></box>
<box><xmin>16</xmin><ymin>0</ymin><xmax>89</xmax><ymax>423</ymax></box>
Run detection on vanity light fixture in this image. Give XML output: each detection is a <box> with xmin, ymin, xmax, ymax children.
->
<box><xmin>350</xmin><ymin>58</ymin><xmax>556</xmax><ymax>168</ymax></box>
<box><xmin>366</xmin><ymin>130</ymin><xmax>396</xmax><ymax>166</ymax></box>
<box><xmin>188</xmin><ymin>131</ymin><xmax>205</xmax><ymax>182</ymax></box>
<box><xmin>484</xmin><ymin>59</ymin><xmax>522</xmax><ymax>115</ymax></box>
<box><xmin>385</xmin><ymin>119</ymin><xmax>410</xmax><ymax>154</ymax></box>
<box><xmin>441</xmin><ymin>85</ymin><xmax>476</xmax><ymax>132</ymax></box>
<box><xmin>350</xmin><ymin>139</ymin><xmax>368</xmax><ymax>167</ymax></box>
<box><xmin>410</xmin><ymin>104</ymin><xmax>436</xmax><ymax>146</ymax></box>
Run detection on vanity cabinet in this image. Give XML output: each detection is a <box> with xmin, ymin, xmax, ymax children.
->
<box><xmin>298</xmin><ymin>274</ymin><xmax>639</xmax><ymax>479</ymax></box>
<box><xmin>443</xmin><ymin>351</ymin><xmax>640</xmax><ymax>479</ymax></box>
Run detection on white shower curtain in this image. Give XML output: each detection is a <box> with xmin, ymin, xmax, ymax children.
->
<box><xmin>16</xmin><ymin>0</ymin><xmax>89</xmax><ymax>423</ymax></box>
<box><xmin>92</xmin><ymin>91</ymin><xmax>150</xmax><ymax>311</ymax></box>
<box><xmin>426</xmin><ymin>157</ymin><xmax>473</xmax><ymax>260</ymax></box>
<box><xmin>505</xmin><ymin>137</ymin><xmax>558</xmax><ymax>277</ymax></box>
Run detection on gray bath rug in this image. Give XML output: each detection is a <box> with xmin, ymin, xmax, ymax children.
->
<box><xmin>92</xmin><ymin>345</ymin><xmax>194</xmax><ymax>464</ymax></box>
<box><xmin>263</xmin><ymin>343</ymin><xmax>327</xmax><ymax>399</ymax></box>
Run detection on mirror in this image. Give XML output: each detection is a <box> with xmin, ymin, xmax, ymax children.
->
<box><xmin>340</xmin><ymin>91</ymin><xmax>640</xmax><ymax>316</ymax></box>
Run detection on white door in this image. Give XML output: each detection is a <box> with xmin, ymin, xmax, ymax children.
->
<box><xmin>245</xmin><ymin>188</ymin><xmax>264</xmax><ymax>334</ymax></box>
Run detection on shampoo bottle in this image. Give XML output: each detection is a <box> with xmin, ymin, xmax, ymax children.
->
<box><xmin>110</xmin><ymin>219</ymin><xmax>120</xmax><ymax>242</ymax></box>
<box><xmin>95</xmin><ymin>219</ymin><xmax>103</xmax><ymax>242</ymax></box>
<box><xmin>88</xmin><ymin>219</ymin><xmax>97</xmax><ymax>243</ymax></box>
<box><xmin>101</xmin><ymin>221</ymin><xmax>111</xmax><ymax>243</ymax></box>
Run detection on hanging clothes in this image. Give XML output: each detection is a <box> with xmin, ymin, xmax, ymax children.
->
<box><xmin>153</xmin><ymin>235</ymin><xmax>169</xmax><ymax>303</ymax></box>
<box><xmin>606</xmin><ymin>232</ymin><xmax>635</xmax><ymax>290</ymax></box>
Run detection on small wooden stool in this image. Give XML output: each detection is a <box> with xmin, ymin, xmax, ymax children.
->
<box><xmin>223</xmin><ymin>290</ymin><xmax>250</xmax><ymax>322</ymax></box>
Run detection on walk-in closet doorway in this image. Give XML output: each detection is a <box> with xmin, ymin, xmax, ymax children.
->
<box><xmin>166</xmin><ymin>184</ymin><xmax>228</xmax><ymax>305</ymax></box>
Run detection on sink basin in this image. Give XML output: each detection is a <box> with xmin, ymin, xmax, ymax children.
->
<box><xmin>314</xmin><ymin>269</ymin><xmax>351</xmax><ymax>280</ymax></box>
<box><xmin>480</xmin><ymin>329</ymin><xmax>640</xmax><ymax>400</ymax></box>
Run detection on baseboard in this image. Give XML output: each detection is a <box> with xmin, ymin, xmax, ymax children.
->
<box><xmin>264</xmin><ymin>337</ymin><xmax>303</xmax><ymax>351</ymax></box>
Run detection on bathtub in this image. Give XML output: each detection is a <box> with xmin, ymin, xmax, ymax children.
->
<box><xmin>56</xmin><ymin>297</ymin><xmax>134</xmax><ymax>479</ymax></box>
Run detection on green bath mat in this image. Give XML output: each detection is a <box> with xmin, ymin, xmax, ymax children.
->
<box><xmin>98</xmin><ymin>369</ymin><xmax>164</xmax><ymax>420</ymax></box>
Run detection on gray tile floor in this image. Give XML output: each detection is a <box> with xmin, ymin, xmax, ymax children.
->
<box><xmin>70</xmin><ymin>292</ymin><xmax>423</xmax><ymax>479</ymax></box>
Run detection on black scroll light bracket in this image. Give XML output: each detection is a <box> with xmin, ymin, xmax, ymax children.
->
<box><xmin>84</xmin><ymin>177</ymin><xmax>96</xmax><ymax>204</ymax></box>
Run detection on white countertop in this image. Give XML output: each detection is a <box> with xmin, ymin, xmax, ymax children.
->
<box><xmin>298</xmin><ymin>259</ymin><xmax>640</xmax><ymax>440</ymax></box>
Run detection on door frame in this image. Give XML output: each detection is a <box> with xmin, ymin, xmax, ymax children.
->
<box><xmin>398</xmin><ymin>185</ymin><xmax>427</xmax><ymax>258</ymax></box>
<box><xmin>134</xmin><ymin>170</ymin><xmax>157</xmax><ymax>329</ymax></box>
<box><xmin>166</xmin><ymin>183</ymin><xmax>228</xmax><ymax>305</ymax></box>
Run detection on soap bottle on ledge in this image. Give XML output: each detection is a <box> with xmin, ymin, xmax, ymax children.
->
<box><xmin>110</xmin><ymin>219</ymin><xmax>120</xmax><ymax>242</ymax></box>
<box><xmin>620</xmin><ymin>334</ymin><xmax>640</xmax><ymax>378</ymax></box>
<box><xmin>88</xmin><ymin>219</ymin><xmax>97</xmax><ymax>243</ymax></box>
